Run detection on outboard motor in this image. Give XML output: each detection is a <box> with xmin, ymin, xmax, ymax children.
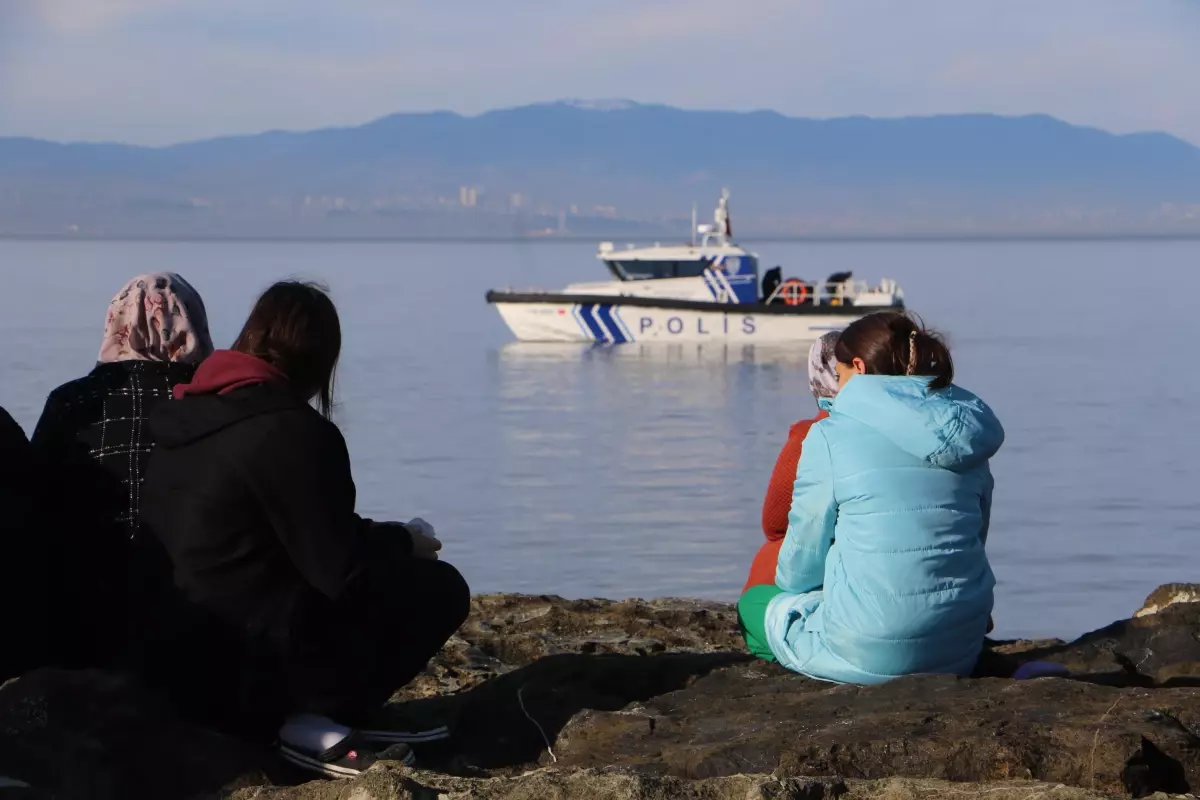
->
<box><xmin>762</xmin><ymin>266</ymin><xmax>783</xmax><ymax>303</ymax></box>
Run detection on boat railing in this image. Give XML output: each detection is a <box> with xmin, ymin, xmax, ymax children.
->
<box><xmin>765</xmin><ymin>280</ymin><xmax>896</xmax><ymax>306</ymax></box>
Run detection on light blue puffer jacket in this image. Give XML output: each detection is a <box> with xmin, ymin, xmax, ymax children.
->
<box><xmin>765</xmin><ymin>375</ymin><xmax>1003</xmax><ymax>684</ymax></box>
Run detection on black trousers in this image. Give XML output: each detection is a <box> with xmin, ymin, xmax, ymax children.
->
<box><xmin>156</xmin><ymin>557</ymin><xmax>470</xmax><ymax>740</ymax></box>
<box><xmin>0</xmin><ymin>526</ymin><xmax>49</xmax><ymax>683</ymax></box>
<box><xmin>284</xmin><ymin>557</ymin><xmax>470</xmax><ymax>721</ymax></box>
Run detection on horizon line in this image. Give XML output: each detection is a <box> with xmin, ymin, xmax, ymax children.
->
<box><xmin>4</xmin><ymin>232</ymin><xmax>1200</xmax><ymax>246</ymax></box>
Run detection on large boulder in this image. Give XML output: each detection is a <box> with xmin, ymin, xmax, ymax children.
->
<box><xmin>5</xmin><ymin>586</ymin><xmax>1200</xmax><ymax>799</ymax></box>
<box><xmin>1007</xmin><ymin>596</ymin><xmax>1200</xmax><ymax>685</ymax></box>
<box><xmin>231</xmin><ymin>764</ymin><xmax>1115</xmax><ymax>800</ymax></box>
<box><xmin>1135</xmin><ymin>584</ymin><xmax>1200</xmax><ymax>618</ymax></box>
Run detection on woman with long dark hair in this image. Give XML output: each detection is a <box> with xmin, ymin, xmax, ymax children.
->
<box><xmin>738</xmin><ymin>311</ymin><xmax>1003</xmax><ymax>684</ymax></box>
<box><xmin>141</xmin><ymin>281</ymin><xmax>469</xmax><ymax>778</ymax></box>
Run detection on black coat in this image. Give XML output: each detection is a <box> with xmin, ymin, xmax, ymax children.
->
<box><xmin>30</xmin><ymin>360</ymin><xmax>195</xmax><ymax>668</ymax></box>
<box><xmin>142</xmin><ymin>384</ymin><xmax>408</xmax><ymax>646</ymax></box>
<box><xmin>0</xmin><ymin>405</ymin><xmax>37</xmax><ymax>533</ymax></box>
<box><xmin>0</xmin><ymin>407</ymin><xmax>49</xmax><ymax>681</ymax></box>
<box><xmin>32</xmin><ymin>360</ymin><xmax>198</xmax><ymax>539</ymax></box>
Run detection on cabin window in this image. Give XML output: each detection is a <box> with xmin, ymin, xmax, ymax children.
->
<box><xmin>606</xmin><ymin>260</ymin><xmax>721</xmax><ymax>280</ymax></box>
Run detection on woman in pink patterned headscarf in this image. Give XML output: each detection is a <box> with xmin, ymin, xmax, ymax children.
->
<box><xmin>98</xmin><ymin>273</ymin><xmax>213</xmax><ymax>364</ymax></box>
<box><xmin>33</xmin><ymin>272</ymin><xmax>213</xmax><ymax>672</ymax></box>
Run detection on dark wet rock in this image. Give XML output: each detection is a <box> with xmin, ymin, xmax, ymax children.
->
<box><xmin>391</xmin><ymin>595</ymin><xmax>746</xmax><ymax>703</ymax></box>
<box><xmin>1001</xmin><ymin>597</ymin><xmax>1200</xmax><ymax>686</ymax></box>
<box><xmin>0</xmin><ymin>669</ymin><xmax>267</xmax><ymax>799</ymax></box>
<box><xmin>1135</xmin><ymin>584</ymin><xmax>1200</xmax><ymax>618</ymax></box>
<box><xmin>551</xmin><ymin>666</ymin><xmax>1200</xmax><ymax>794</ymax></box>
<box><xmin>5</xmin><ymin>588</ymin><xmax>1200</xmax><ymax>798</ymax></box>
<box><xmin>231</xmin><ymin>765</ymin><xmax>1115</xmax><ymax>800</ymax></box>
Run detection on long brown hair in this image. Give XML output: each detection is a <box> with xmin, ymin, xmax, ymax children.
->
<box><xmin>232</xmin><ymin>281</ymin><xmax>341</xmax><ymax>417</ymax></box>
<box><xmin>834</xmin><ymin>311</ymin><xmax>954</xmax><ymax>390</ymax></box>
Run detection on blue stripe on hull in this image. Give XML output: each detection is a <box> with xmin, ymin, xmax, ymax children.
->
<box><xmin>570</xmin><ymin>305</ymin><xmax>592</xmax><ymax>340</ymax></box>
<box><xmin>595</xmin><ymin>304</ymin><xmax>627</xmax><ymax>344</ymax></box>
<box><xmin>610</xmin><ymin>306</ymin><xmax>634</xmax><ymax>342</ymax></box>
<box><xmin>577</xmin><ymin>304</ymin><xmax>609</xmax><ymax>342</ymax></box>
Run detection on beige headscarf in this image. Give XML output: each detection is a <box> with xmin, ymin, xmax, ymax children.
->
<box><xmin>98</xmin><ymin>273</ymin><xmax>213</xmax><ymax>364</ymax></box>
<box><xmin>808</xmin><ymin>331</ymin><xmax>841</xmax><ymax>401</ymax></box>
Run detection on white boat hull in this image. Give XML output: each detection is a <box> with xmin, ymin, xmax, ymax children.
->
<box><xmin>491</xmin><ymin>296</ymin><xmax>873</xmax><ymax>344</ymax></box>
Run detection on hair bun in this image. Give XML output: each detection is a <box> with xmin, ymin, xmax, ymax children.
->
<box><xmin>834</xmin><ymin>310</ymin><xmax>954</xmax><ymax>389</ymax></box>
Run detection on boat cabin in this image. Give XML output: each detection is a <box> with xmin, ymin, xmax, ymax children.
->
<box><xmin>583</xmin><ymin>190</ymin><xmax>903</xmax><ymax>309</ymax></box>
<box><xmin>595</xmin><ymin>190</ymin><xmax>761</xmax><ymax>303</ymax></box>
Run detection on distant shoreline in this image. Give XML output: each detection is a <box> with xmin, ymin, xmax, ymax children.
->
<box><xmin>3</xmin><ymin>233</ymin><xmax>1200</xmax><ymax>245</ymax></box>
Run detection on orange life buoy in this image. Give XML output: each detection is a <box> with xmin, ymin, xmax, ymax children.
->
<box><xmin>780</xmin><ymin>279</ymin><xmax>809</xmax><ymax>306</ymax></box>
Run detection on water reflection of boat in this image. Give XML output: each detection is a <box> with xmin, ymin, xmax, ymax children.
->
<box><xmin>494</xmin><ymin>341</ymin><xmax>809</xmax><ymax>368</ymax></box>
<box><xmin>487</xmin><ymin>190</ymin><xmax>904</xmax><ymax>344</ymax></box>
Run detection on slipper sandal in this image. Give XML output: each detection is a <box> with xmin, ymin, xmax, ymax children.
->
<box><xmin>279</xmin><ymin>734</ymin><xmax>414</xmax><ymax>779</ymax></box>
<box><xmin>358</xmin><ymin>723</ymin><xmax>452</xmax><ymax>745</ymax></box>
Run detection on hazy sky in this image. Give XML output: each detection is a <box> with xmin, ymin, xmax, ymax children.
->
<box><xmin>0</xmin><ymin>0</ymin><xmax>1196</xmax><ymax>146</ymax></box>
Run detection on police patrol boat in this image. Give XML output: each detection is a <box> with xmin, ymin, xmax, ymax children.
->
<box><xmin>486</xmin><ymin>191</ymin><xmax>905</xmax><ymax>344</ymax></box>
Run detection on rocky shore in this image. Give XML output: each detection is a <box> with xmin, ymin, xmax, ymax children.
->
<box><xmin>4</xmin><ymin>585</ymin><xmax>1200</xmax><ymax>799</ymax></box>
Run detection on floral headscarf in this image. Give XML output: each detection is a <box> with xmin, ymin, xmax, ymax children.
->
<box><xmin>98</xmin><ymin>273</ymin><xmax>214</xmax><ymax>364</ymax></box>
<box><xmin>808</xmin><ymin>331</ymin><xmax>841</xmax><ymax>401</ymax></box>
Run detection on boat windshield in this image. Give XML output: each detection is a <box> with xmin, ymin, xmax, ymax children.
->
<box><xmin>606</xmin><ymin>259</ymin><xmax>714</xmax><ymax>281</ymax></box>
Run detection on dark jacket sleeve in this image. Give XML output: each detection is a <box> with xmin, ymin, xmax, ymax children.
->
<box><xmin>244</xmin><ymin>411</ymin><xmax>408</xmax><ymax>600</ymax></box>
<box><xmin>30</xmin><ymin>389</ymin><xmax>100</xmax><ymax>500</ymax></box>
<box><xmin>1</xmin><ymin>407</ymin><xmax>29</xmax><ymax>461</ymax></box>
<box><xmin>29</xmin><ymin>391</ymin><xmax>84</xmax><ymax>525</ymax></box>
<box><xmin>1</xmin><ymin>406</ymin><xmax>50</xmax><ymax>679</ymax></box>
<box><xmin>31</xmin><ymin>392</ymin><xmax>71</xmax><ymax>460</ymax></box>
<box><xmin>1</xmin><ymin>406</ymin><xmax>27</xmax><ymax>446</ymax></box>
<box><xmin>0</xmin><ymin>406</ymin><xmax>38</xmax><ymax>507</ymax></box>
<box><xmin>30</xmin><ymin>390</ymin><xmax>105</xmax><ymax>531</ymax></box>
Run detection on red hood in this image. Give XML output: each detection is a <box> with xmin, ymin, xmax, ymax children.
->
<box><xmin>174</xmin><ymin>350</ymin><xmax>288</xmax><ymax>400</ymax></box>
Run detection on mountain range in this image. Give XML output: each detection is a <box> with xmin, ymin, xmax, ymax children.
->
<box><xmin>2</xmin><ymin>101</ymin><xmax>1199</xmax><ymax>238</ymax></box>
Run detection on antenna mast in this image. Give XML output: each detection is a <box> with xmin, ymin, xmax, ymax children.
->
<box><xmin>714</xmin><ymin>188</ymin><xmax>731</xmax><ymax>242</ymax></box>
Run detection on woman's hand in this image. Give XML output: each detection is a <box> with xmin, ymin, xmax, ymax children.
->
<box><xmin>368</xmin><ymin>519</ymin><xmax>442</xmax><ymax>560</ymax></box>
<box><xmin>404</xmin><ymin>517</ymin><xmax>441</xmax><ymax>560</ymax></box>
<box><xmin>408</xmin><ymin>530</ymin><xmax>442</xmax><ymax>560</ymax></box>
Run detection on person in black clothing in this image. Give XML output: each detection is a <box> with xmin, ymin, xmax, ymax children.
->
<box><xmin>0</xmin><ymin>406</ymin><xmax>49</xmax><ymax>683</ymax></box>
<box><xmin>761</xmin><ymin>266</ymin><xmax>782</xmax><ymax>303</ymax></box>
<box><xmin>31</xmin><ymin>272</ymin><xmax>213</xmax><ymax>670</ymax></box>
<box><xmin>141</xmin><ymin>281</ymin><xmax>469</xmax><ymax>779</ymax></box>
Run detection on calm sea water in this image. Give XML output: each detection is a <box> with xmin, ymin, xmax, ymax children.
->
<box><xmin>1</xmin><ymin>238</ymin><xmax>1196</xmax><ymax>641</ymax></box>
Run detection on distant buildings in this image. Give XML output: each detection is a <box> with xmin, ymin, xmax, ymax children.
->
<box><xmin>459</xmin><ymin>186</ymin><xmax>478</xmax><ymax>208</ymax></box>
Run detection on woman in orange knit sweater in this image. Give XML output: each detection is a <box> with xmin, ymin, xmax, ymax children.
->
<box><xmin>744</xmin><ymin>332</ymin><xmax>841</xmax><ymax>591</ymax></box>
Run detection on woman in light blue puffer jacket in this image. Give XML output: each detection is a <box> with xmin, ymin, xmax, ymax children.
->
<box><xmin>738</xmin><ymin>311</ymin><xmax>1004</xmax><ymax>685</ymax></box>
